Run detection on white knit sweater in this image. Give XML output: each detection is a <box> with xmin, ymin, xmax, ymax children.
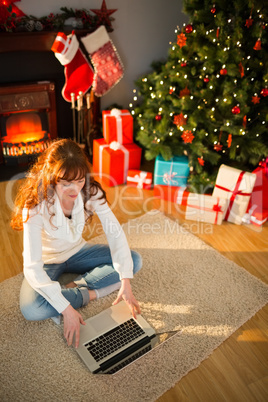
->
<box><xmin>22</xmin><ymin>190</ymin><xmax>133</xmax><ymax>314</ymax></box>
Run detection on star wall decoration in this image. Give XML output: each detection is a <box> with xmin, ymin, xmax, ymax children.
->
<box><xmin>91</xmin><ymin>0</ymin><xmax>117</xmax><ymax>28</ymax></box>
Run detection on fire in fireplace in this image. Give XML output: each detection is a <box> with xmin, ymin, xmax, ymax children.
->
<box><xmin>0</xmin><ymin>81</ymin><xmax>57</xmax><ymax>165</ymax></box>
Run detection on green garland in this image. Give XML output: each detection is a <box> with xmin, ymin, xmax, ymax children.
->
<box><xmin>0</xmin><ymin>6</ymin><xmax>114</xmax><ymax>33</ymax></box>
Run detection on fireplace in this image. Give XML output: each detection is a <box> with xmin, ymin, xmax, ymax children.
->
<box><xmin>0</xmin><ymin>81</ymin><xmax>57</xmax><ymax>165</ymax></box>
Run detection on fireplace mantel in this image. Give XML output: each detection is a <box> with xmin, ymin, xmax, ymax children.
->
<box><xmin>0</xmin><ymin>30</ymin><xmax>92</xmax><ymax>53</ymax></box>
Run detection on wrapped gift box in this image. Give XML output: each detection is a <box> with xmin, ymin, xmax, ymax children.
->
<box><xmin>212</xmin><ymin>164</ymin><xmax>256</xmax><ymax>225</ymax></box>
<box><xmin>102</xmin><ymin>108</ymin><xmax>133</xmax><ymax>144</ymax></box>
<box><xmin>185</xmin><ymin>194</ymin><xmax>228</xmax><ymax>225</ymax></box>
<box><xmin>154</xmin><ymin>155</ymin><xmax>189</xmax><ymax>187</ymax></box>
<box><xmin>93</xmin><ymin>139</ymin><xmax>141</xmax><ymax>187</ymax></box>
<box><xmin>243</xmin><ymin>160</ymin><xmax>268</xmax><ymax>226</ymax></box>
<box><xmin>154</xmin><ymin>185</ymin><xmax>190</xmax><ymax>204</ymax></box>
<box><xmin>243</xmin><ymin>208</ymin><xmax>268</xmax><ymax>226</ymax></box>
<box><xmin>127</xmin><ymin>170</ymin><xmax>152</xmax><ymax>189</ymax></box>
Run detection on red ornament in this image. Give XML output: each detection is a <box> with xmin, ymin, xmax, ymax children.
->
<box><xmin>243</xmin><ymin>115</ymin><xmax>247</xmax><ymax>128</ymax></box>
<box><xmin>177</xmin><ymin>33</ymin><xmax>187</xmax><ymax>48</ymax></box>
<box><xmin>252</xmin><ymin>95</ymin><xmax>260</xmax><ymax>104</ymax></box>
<box><xmin>169</xmin><ymin>87</ymin><xmax>175</xmax><ymax>94</ymax></box>
<box><xmin>232</xmin><ymin>105</ymin><xmax>240</xmax><ymax>115</ymax></box>
<box><xmin>173</xmin><ymin>113</ymin><xmax>187</xmax><ymax>127</ymax></box>
<box><xmin>260</xmin><ymin>88</ymin><xmax>268</xmax><ymax>97</ymax></box>
<box><xmin>155</xmin><ymin>114</ymin><xmax>162</xmax><ymax>121</ymax></box>
<box><xmin>185</xmin><ymin>24</ymin><xmax>193</xmax><ymax>33</ymax></box>
<box><xmin>181</xmin><ymin>61</ymin><xmax>187</xmax><ymax>67</ymax></box>
<box><xmin>91</xmin><ymin>0</ymin><xmax>117</xmax><ymax>28</ymax></box>
<box><xmin>253</xmin><ymin>39</ymin><xmax>261</xmax><ymax>51</ymax></box>
<box><xmin>204</xmin><ymin>76</ymin><xmax>210</xmax><ymax>83</ymax></box>
<box><xmin>211</xmin><ymin>5</ymin><xmax>216</xmax><ymax>14</ymax></box>
<box><xmin>214</xmin><ymin>142</ymin><xmax>223</xmax><ymax>152</ymax></box>
<box><xmin>227</xmin><ymin>134</ymin><xmax>232</xmax><ymax>148</ymax></box>
<box><xmin>216</xmin><ymin>27</ymin><xmax>220</xmax><ymax>38</ymax></box>
<box><xmin>220</xmin><ymin>68</ymin><xmax>228</xmax><ymax>75</ymax></box>
<box><xmin>245</xmin><ymin>16</ymin><xmax>253</xmax><ymax>28</ymax></box>
<box><xmin>181</xmin><ymin>130</ymin><xmax>194</xmax><ymax>144</ymax></box>
<box><xmin>179</xmin><ymin>86</ymin><xmax>190</xmax><ymax>98</ymax></box>
<box><xmin>239</xmin><ymin>62</ymin><xmax>244</xmax><ymax>78</ymax></box>
<box><xmin>0</xmin><ymin>0</ymin><xmax>25</xmax><ymax>27</ymax></box>
<box><xmin>198</xmin><ymin>157</ymin><xmax>205</xmax><ymax>166</ymax></box>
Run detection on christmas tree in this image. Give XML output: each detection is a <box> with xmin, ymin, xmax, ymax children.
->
<box><xmin>133</xmin><ymin>0</ymin><xmax>268</xmax><ymax>191</ymax></box>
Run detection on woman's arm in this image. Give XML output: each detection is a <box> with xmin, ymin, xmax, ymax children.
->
<box><xmin>23</xmin><ymin>210</ymin><xmax>70</xmax><ymax>314</ymax></box>
<box><xmin>86</xmin><ymin>194</ymin><xmax>140</xmax><ymax>316</ymax></box>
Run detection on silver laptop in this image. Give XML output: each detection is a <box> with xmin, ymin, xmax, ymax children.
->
<box><xmin>74</xmin><ymin>300</ymin><xmax>156</xmax><ymax>374</ymax></box>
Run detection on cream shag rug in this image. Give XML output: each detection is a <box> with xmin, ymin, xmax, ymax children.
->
<box><xmin>1</xmin><ymin>211</ymin><xmax>268</xmax><ymax>402</ymax></box>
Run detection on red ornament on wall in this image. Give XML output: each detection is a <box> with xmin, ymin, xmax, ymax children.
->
<box><xmin>232</xmin><ymin>105</ymin><xmax>240</xmax><ymax>115</ymax></box>
<box><xmin>91</xmin><ymin>0</ymin><xmax>117</xmax><ymax>28</ymax></box>
<box><xmin>185</xmin><ymin>24</ymin><xmax>193</xmax><ymax>33</ymax></box>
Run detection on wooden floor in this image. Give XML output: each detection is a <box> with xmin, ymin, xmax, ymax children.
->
<box><xmin>1</xmin><ymin>176</ymin><xmax>268</xmax><ymax>402</ymax></box>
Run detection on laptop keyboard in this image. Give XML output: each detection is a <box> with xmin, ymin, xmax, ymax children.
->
<box><xmin>84</xmin><ymin>318</ymin><xmax>145</xmax><ymax>362</ymax></box>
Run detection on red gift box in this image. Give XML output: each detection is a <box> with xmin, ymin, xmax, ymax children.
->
<box><xmin>93</xmin><ymin>139</ymin><xmax>141</xmax><ymax>187</ymax></box>
<box><xmin>244</xmin><ymin>160</ymin><xmax>268</xmax><ymax>225</ymax></box>
<box><xmin>153</xmin><ymin>184</ymin><xmax>190</xmax><ymax>204</ymax></box>
<box><xmin>102</xmin><ymin>109</ymin><xmax>133</xmax><ymax>144</ymax></box>
<box><xmin>127</xmin><ymin>170</ymin><xmax>152</xmax><ymax>189</ymax></box>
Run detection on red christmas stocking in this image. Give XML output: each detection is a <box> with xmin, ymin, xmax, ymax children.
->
<box><xmin>81</xmin><ymin>26</ymin><xmax>124</xmax><ymax>97</ymax></box>
<box><xmin>51</xmin><ymin>32</ymin><xmax>94</xmax><ymax>102</ymax></box>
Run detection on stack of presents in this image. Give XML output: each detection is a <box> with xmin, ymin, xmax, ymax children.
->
<box><xmin>93</xmin><ymin>108</ymin><xmax>152</xmax><ymax>188</ymax></box>
<box><xmin>93</xmin><ymin>108</ymin><xmax>268</xmax><ymax>227</ymax></box>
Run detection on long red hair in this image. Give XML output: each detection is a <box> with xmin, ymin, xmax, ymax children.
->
<box><xmin>11</xmin><ymin>139</ymin><xmax>106</xmax><ymax>230</ymax></box>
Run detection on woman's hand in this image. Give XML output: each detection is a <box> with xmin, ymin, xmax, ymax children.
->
<box><xmin>62</xmin><ymin>304</ymin><xmax>86</xmax><ymax>348</ymax></box>
<box><xmin>112</xmin><ymin>278</ymin><xmax>141</xmax><ymax>318</ymax></box>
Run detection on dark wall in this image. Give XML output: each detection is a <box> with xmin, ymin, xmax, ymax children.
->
<box><xmin>0</xmin><ymin>51</ymin><xmax>73</xmax><ymax>139</ymax></box>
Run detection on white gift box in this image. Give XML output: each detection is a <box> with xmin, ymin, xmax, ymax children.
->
<box><xmin>212</xmin><ymin>164</ymin><xmax>256</xmax><ymax>225</ymax></box>
<box><xmin>185</xmin><ymin>194</ymin><xmax>228</xmax><ymax>225</ymax></box>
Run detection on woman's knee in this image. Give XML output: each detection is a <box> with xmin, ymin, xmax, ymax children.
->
<box><xmin>20</xmin><ymin>288</ymin><xmax>49</xmax><ymax>321</ymax></box>
<box><xmin>20</xmin><ymin>302</ymin><xmax>38</xmax><ymax>321</ymax></box>
<box><xmin>131</xmin><ymin>250</ymin><xmax>142</xmax><ymax>275</ymax></box>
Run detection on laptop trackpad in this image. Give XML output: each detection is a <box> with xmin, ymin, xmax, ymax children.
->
<box><xmin>90</xmin><ymin>312</ymin><xmax>117</xmax><ymax>333</ymax></box>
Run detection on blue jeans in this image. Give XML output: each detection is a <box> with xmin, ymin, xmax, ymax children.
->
<box><xmin>20</xmin><ymin>243</ymin><xmax>142</xmax><ymax>321</ymax></box>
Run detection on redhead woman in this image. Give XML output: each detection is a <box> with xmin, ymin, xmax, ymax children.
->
<box><xmin>11</xmin><ymin>139</ymin><xmax>142</xmax><ymax>348</ymax></box>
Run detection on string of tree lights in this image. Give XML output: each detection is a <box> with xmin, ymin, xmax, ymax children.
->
<box><xmin>129</xmin><ymin>0</ymin><xmax>268</xmax><ymax>191</ymax></box>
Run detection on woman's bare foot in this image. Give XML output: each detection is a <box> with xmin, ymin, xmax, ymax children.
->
<box><xmin>65</xmin><ymin>281</ymin><xmax>97</xmax><ymax>301</ymax></box>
